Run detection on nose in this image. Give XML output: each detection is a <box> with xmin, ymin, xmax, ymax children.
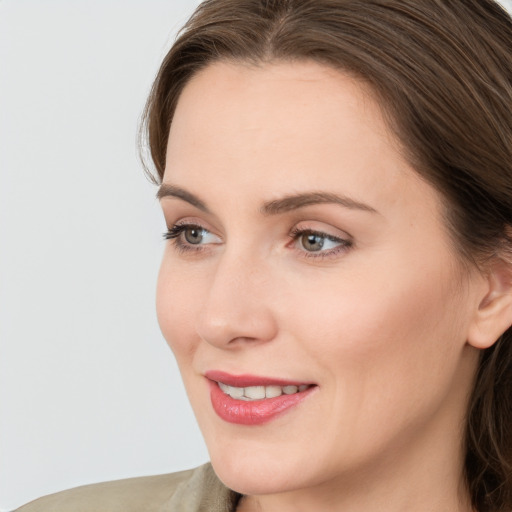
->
<box><xmin>195</xmin><ymin>250</ymin><xmax>278</xmax><ymax>349</ymax></box>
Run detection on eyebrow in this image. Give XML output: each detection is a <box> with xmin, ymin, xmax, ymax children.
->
<box><xmin>157</xmin><ymin>184</ymin><xmax>209</xmax><ymax>212</ymax></box>
<box><xmin>157</xmin><ymin>184</ymin><xmax>378</xmax><ymax>216</ymax></box>
<box><xmin>261</xmin><ymin>191</ymin><xmax>378</xmax><ymax>215</ymax></box>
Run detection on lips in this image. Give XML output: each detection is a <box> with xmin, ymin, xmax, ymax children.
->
<box><xmin>205</xmin><ymin>370</ymin><xmax>313</xmax><ymax>388</ymax></box>
<box><xmin>205</xmin><ymin>370</ymin><xmax>317</xmax><ymax>425</ymax></box>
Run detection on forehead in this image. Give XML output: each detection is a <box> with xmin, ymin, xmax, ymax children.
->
<box><xmin>167</xmin><ymin>60</ymin><xmax>391</xmax><ymax>163</ymax></box>
<box><xmin>164</xmin><ymin>60</ymin><xmax>439</xmax><ymax>222</ymax></box>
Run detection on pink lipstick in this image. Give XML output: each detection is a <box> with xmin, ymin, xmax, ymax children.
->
<box><xmin>205</xmin><ymin>370</ymin><xmax>317</xmax><ymax>425</ymax></box>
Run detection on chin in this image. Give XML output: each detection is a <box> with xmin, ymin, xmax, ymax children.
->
<box><xmin>205</xmin><ymin>433</ymin><xmax>330</xmax><ymax>496</ymax></box>
<box><xmin>210</xmin><ymin>450</ymin><xmax>307</xmax><ymax>496</ymax></box>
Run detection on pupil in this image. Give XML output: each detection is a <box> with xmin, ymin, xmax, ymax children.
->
<box><xmin>303</xmin><ymin>233</ymin><xmax>324</xmax><ymax>251</ymax></box>
<box><xmin>185</xmin><ymin>227</ymin><xmax>203</xmax><ymax>244</ymax></box>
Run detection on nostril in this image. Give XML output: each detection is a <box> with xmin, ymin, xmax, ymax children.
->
<box><xmin>196</xmin><ymin>304</ymin><xmax>278</xmax><ymax>349</ymax></box>
<box><xmin>194</xmin><ymin>257</ymin><xmax>278</xmax><ymax>347</ymax></box>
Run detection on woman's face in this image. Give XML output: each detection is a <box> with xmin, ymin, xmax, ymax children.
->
<box><xmin>157</xmin><ymin>61</ymin><xmax>484</xmax><ymax>496</ymax></box>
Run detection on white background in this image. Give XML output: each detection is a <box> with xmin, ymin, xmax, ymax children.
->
<box><xmin>1</xmin><ymin>0</ymin><xmax>511</xmax><ymax>510</ymax></box>
<box><xmin>0</xmin><ymin>1</ymin><xmax>207</xmax><ymax>510</ymax></box>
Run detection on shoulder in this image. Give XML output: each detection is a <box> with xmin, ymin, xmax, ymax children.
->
<box><xmin>15</xmin><ymin>463</ymin><xmax>239</xmax><ymax>512</ymax></box>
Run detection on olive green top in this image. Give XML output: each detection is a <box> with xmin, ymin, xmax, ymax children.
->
<box><xmin>16</xmin><ymin>463</ymin><xmax>241</xmax><ymax>512</ymax></box>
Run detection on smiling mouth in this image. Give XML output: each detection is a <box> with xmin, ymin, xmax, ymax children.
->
<box><xmin>205</xmin><ymin>370</ymin><xmax>317</xmax><ymax>425</ymax></box>
<box><xmin>218</xmin><ymin>382</ymin><xmax>312</xmax><ymax>400</ymax></box>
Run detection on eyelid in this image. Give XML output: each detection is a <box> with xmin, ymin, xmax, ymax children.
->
<box><xmin>290</xmin><ymin>220</ymin><xmax>353</xmax><ymax>242</ymax></box>
<box><xmin>173</xmin><ymin>222</ymin><xmax>217</xmax><ymax>237</ymax></box>
<box><xmin>165</xmin><ymin>216</ymin><xmax>220</xmax><ymax>236</ymax></box>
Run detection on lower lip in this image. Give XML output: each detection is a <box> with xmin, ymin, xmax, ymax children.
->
<box><xmin>208</xmin><ymin>380</ymin><xmax>315</xmax><ymax>425</ymax></box>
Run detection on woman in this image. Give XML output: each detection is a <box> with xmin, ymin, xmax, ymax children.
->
<box><xmin>17</xmin><ymin>0</ymin><xmax>512</xmax><ymax>511</ymax></box>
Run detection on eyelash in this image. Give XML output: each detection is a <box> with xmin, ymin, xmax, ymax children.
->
<box><xmin>163</xmin><ymin>223</ymin><xmax>207</xmax><ymax>254</ymax></box>
<box><xmin>163</xmin><ymin>223</ymin><xmax>353</xmax><ymax>259</ymax></box>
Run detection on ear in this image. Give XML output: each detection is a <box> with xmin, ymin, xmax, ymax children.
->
<box><xmin>467</xmin><ymin>255</ymin><xmax>512</xmax><ymax>349</ymax></box>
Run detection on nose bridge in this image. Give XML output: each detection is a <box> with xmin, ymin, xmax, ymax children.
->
<box><xmin>196</xmin><ymin>246</ymin><xmax>277</xmax><ymax>348</ymax></box>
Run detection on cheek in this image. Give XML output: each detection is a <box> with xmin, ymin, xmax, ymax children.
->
<box><xmin>286</xmin><ymin>260</ymin><xmax>470</xmax><ymax>425</ymax></box>
<box><xmin>156</xmin><ymin>257</ymin><xmax>199</xmax><ymax>364</ymax></box>
<box><xmin>288</xmin><ymin>258</ymin><xmax>461</xmax><ymax>348</ymax></box>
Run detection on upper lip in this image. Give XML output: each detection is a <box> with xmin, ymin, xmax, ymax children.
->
<box><xmin>205</xmin><ymin>370</ymin><xmax>315</xmax><ymax>388</ymax></box>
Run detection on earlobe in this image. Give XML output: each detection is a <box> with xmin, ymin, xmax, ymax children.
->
<box><xmin>467</xmin><ymin>256</ymin><xmax>512</xmax><ymax>350</ymax></box>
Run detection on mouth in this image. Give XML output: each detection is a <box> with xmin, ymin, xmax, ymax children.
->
<box><xmin>218</xmin><ymin>381</ymin><xmax>312</xmax><ymax>400</ymax></box>
<box><xmin>205</xmin><ymin>370</ymin><xmax>317</xmax><ymax>425</ymax></box>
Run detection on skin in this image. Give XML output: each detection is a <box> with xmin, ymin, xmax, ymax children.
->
<box><xmin>156</xmin><ymin>61</ymin><xmax>494</xmax><ymax>512</ymax></box>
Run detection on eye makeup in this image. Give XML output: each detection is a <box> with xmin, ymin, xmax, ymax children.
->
<box><xmin>163</xmin><ymin>221</ymin><xmax>353</xmax><ymax>261</ymax></box>
<box><xmin>288</xmin><ymin>227</ymin><xmax>353</xmax><ymax>260</ymax></box>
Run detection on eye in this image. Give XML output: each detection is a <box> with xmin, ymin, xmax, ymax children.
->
<box><xmin>164</xmin><ymin>223</ymin><xmax>221</xmax><ymax>250</ymax></box>
<box><xmin>300</xmin><ymin>232</ymin><xmax>333</xmax><ymax>252</ymax></box>
<box><xmin>290</xmin><ymin>227</ymin><xmax>352</xmax><ymax>258</ymax></box>
<box><xmin>182</xmin><ymin>226</ymin><xmax>206</xmax><ymax>245</ymax></box>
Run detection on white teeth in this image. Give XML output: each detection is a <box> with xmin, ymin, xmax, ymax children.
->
<box><xmin>219</xmin><ymin>382</ymin><xmax>244</xmax><ymax>398</ymax></box>
<box><xmin>218</xmin><ymin>382</ymin><xmax>310</xmax><ymax>400</ymax></box>
<box><xmin>244</xmin><ymin>386</ymin><xmax>266</xmax><ymax>399</ymax></box>
<box><xmin>265</xmin><ymin>385</ymin><xmax>283</xmax><ymax>398</ymax></box>
<box><xmin>283</xmin><ymin>385</ymin><xmax>298</xmax><ymax>395</ymax></box>
<box><xmin>228</xmin><ymin>385</ymin><xmax>245</xmax><ymax>398</ymax></box>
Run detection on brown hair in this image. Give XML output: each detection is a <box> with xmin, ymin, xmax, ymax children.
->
<box><xmin>140</xmin><ymin>1</ymin><xmax>512</xmax><ymax>510</ymax></box>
